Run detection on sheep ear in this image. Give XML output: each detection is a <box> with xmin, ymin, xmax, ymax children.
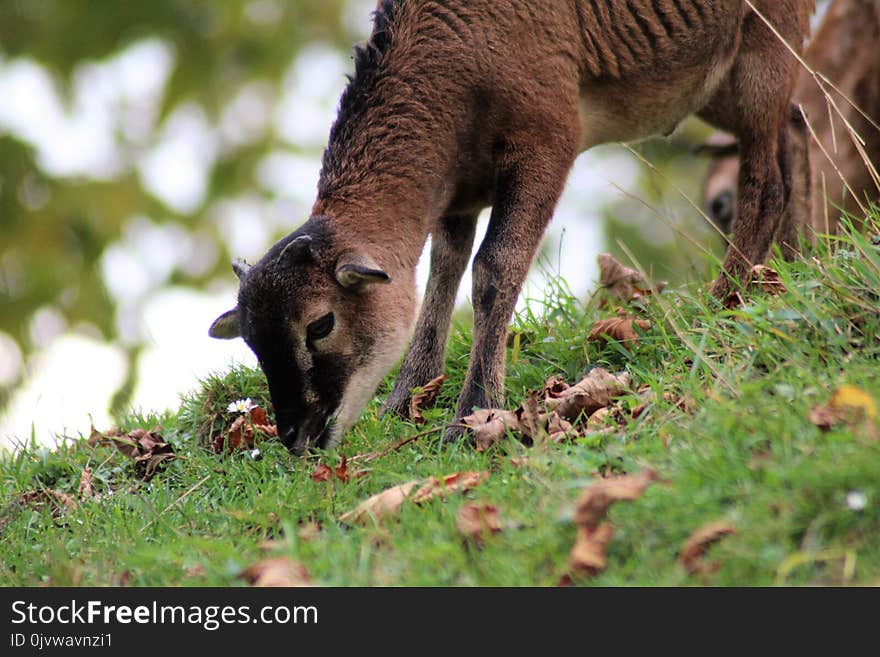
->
<box><xmin>335</xmin><ymin>252</ymin><xmax>391</xmax><ymax>290</ymax></box>
<box><xmin>209</xmin><ymin>308</ymin><xmax>240</xmax><ymax>339</ymax></box>
<box><xmin>231</xmin><ymin>258</ymin><xmax>251</xmax><ymax>281</ymax></box>
<box><xmin>280</xmin><ymin>235</ymin><xmax>314</xmax><ymax>264</ymax></box>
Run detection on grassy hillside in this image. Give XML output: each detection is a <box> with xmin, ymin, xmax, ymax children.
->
<box><xmin>1</xmin><ymin>218</ymin><xmax>878</xmax><ymax>586</ymax></box>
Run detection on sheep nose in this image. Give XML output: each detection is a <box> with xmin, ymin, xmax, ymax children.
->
<box><xmin>279</xmin><ymin>424</ymin><xmax>308</xmax><ymax>455</ymax></box>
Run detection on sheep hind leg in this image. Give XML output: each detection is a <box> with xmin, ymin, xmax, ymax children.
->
<box><xmin>699</xmin><ymin>30</ymin><xmax>806</xmax><ymax>298</ymax></box>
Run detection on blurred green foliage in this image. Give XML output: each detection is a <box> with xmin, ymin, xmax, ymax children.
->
<box><xmin>0</xmin><ymin>0</ymin><xmax>357</xmax><ymax>411</ymax></box>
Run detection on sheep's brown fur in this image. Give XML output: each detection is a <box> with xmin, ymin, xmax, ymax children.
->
<box><xmin>213</xmin><ymin>1</ymin><xmax>815</xmax><ymax>449</ymax></box>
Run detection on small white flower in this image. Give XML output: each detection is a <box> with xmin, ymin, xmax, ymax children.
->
<box><xmin>845</xmin><ymin>490</ymin><xmax>867</xmax><ymax>511</ymax></box>
<box><xmin>227</xmin><ymin>398</ymin><xmax>255</xmax><ymax>414</ymax></box>
<box><xmin>250</xmin><ymin>448</ymin><xmax>262</xmax><ymax>461</ymax></box>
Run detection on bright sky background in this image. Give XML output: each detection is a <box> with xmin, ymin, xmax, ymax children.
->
<box><xmin>0</xmin><ymin>1</ymin><xmax>639</xmax><ymax>451</ymax></box>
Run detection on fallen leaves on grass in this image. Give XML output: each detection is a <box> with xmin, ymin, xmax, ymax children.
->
<box><xmin>588</xmin><ymin>317</ymin><xmax>651</xmax><ymax>348</ymax></box>
<box><xmin>411</xmin><ymin>471</ymin><xmax>489</xmax><ymax>503</ymax></box>
<box><xmin>572</xmin><ymin>468</ymin><xmax>658</xmax><ymax>529</ymax></box>
<box><xmin>597</xmin><ymin>253</ymin><xmax>644</xmax><ymax>301</ymax></box>
<box><xmin>310</xmin><ymin>456</ymin><xmax>368</xmax><ymax>483</ymax></box>
<box><xmin>310</xmin><ymin>464</ymin><xmax>333</xmax><ymax>483</ymax></box>
<box><xmin>596</xmin><ymin>253</ymin><xmax>666</xmax><ymax>304</ymax></box>
<box><xmin>89</xmin><ymin>427</ymin><xmax>176</xmax><ymax>482</ymax></box>
<box><xmin>0</xmin><ymin>488</ymin><xmax>78</xmax><ymax>537</ymax></box>
<box><xmin>409</xmin><ymin>374</ymin><xmax>448</xmax><ymax>424</ymax></box>
<box><xmin>460</xmin><ymin>409</ymin><xmax>520</xmax><ymax>451</ymax></box>
<box><xmin>460</xmin><ymin>368</ymin><xmax>631</xmax><ymax>450</ymax></box>
<box><xmin>809</xmin><ymin>385</ymin><xmax>878</xmax><ymax>438</ymax></box>
<box><xmin>339</xmin><ymin>482</ymin><xmax>419</xmax><ymax>525</ymax></box>
<box><xmin>456</xmin><ymin>502</ymin><xmax>503</xmax><ymax>544</ymax></box>
<box><xmin>631</xmin><ymin>389</ymin><xmax>696</xmax><ymax>419</ymax></box>
<box><xmin>568</xmin><ymin>523</ymin><xmax>616</xmax><ymax>577</ymax></box>
<box><xmin>132</xmin><ymin>432</ymin><xmax>176</xmax><ymax>482</ymax></box>
<box><xmin>340</xmin><ymin>471</ymin><xmax>489</xmax><ymax>525</ymax></box>
<box><xmin>17</xmin><ymin>489</ymin><xmax>78</xmax><ymax>515</ymax></box>
<box><xmin>564</xmin><ymin>469</ymin><xmax>657</xmax><ymax>580</ymax></box>
<box><xmin>547</xmin><ymin>369</ymin><xmax>632</xmax><ymax>423</ymax></box>
<box><xmin>680</xmin><ymin>521</ymin><xmax>737</xmax><ymax>575</ymax></box>
<box><xmin>212</xmin><ymin>405</ymin><xmax>277</xmax><ymax>454</ymax></box>
<box><xmin>239</xmin><ymin>557</ymin><xmax>312</xmax><ymax>587</ymax></box>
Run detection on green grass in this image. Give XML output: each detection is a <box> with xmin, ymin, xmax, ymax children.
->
<box><xmin>1</xmin><ymin>217</ymin><xmax>879</xmax><ymax>587</ymax></box>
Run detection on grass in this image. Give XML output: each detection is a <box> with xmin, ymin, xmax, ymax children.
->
<box><xmin>1</xmin><ymin>217</ymin><xmax>879</xmax><ymax>587</ymax></box>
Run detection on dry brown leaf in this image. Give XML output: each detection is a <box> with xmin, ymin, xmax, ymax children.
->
<box><xmin>460</xmin><ymin>408</ymin><xmax>520</xmax><ymax>451</ymax></box>
<box><xmin>339</xmin><ymin>481</ymin><xmax>419</xmax><ymax>525</ymax></box>
<box><xmin>19</xmin><ymin>489</ymin><xmax>78</xmax><ymax>516</ymax></box>
<box><xmin>130</xmin><ymin>428</ymin><xmax>162</xmax><ymax>452</ymax></box>
<box><xmin>460</xmin><ymin>368</ymin><xmax>629</xmax><ymax>448</ymax></box>
<box><xmin>212</xmin><ymin>405</ymin><xmax>277</xmax><ymax>453</ymax></box>
<box><xmin>89</xmin><ymin>427</ymin><xmax>175</xmax><ymax>482</ymax></box>
<box><xmin>573</xmin><ymin>469</ymin><xmax>658</xmax><ymax>531</ymax></box>
<box><xmin>586</xmin><ymin>407</ymin><xmax>611</xmax><ymax>431</ymax></box>
<box><xmin>680</xmin><ymin>521</ymin><xmax>737</xmax><ymax>575</ymax></box>
<box><xmin>131</xmin><ymin>431</ymin><xmax>175</xmax><ymax>482</ymax></box>
<box><xmin>310</xmin><ymin>463</ymin><xmax>333</xmax><ymax>483</ymax></box>
<box><xmin>78</xmin><ymin>468</ymin><xmax>94</xmax><ymax>499</ymax></box>
<box><xmin>456</xmin><ymin>502</ymin><xmax>503</xmax><ymax>543</ymax></box>
<box><xmin>239</xmin><ymin>557</ymin><xmax>312</xmax><ymax>587</ymax></box>
<box><xmin>249</xmin><ymin>406</ymin><xmax>269</xmax><ymax>426</ymax></box>
<box><xmin>809</xmin><ymin>405</ymin><xmax>838</xmax><ymax>432</ymax></box>
<box><xmin>632</xmin><ymin>281</ymin><xmax>667</xmax><ymax>300</ymax></box>
<box><xmin>589</xmin><ymin>317</ymin><xmax>651</xmax><ymax>347</ymax></box>
<box><xmin>809</xmin><ymin>385</ymin><xmax>877</xmax><ymax>437</ymax></box>
<box><xmin>409</xmin><ymin>374</ymin><xmax>448</xmax><ymax>424</ymax></box>
<box><xmin>546</xmin><ymin>412</ymin><xmax>575</xmax><ymax>442</ymax></box>
<box><xmin>515</xmin><ymin>394</ymin><xmax>544</xmax><ymax>440</ymax></box>
<box><xmin>311</xmin><ymin>456</ymin><xmax>367</xmax><ymax>483</ymax></box>
<box><xmin>749</xmin><ymin>265</ymin><xmax>786</xmax><ymax>295</ymax></box>
<box><xmin>831</xmin><ymin>384</ymin><xmax>877</xmax><ymax>419</ymax></box>
<box><xmin>597</xmin><ymin>253</ymin><xmax>644</xmax><ymax>301</ymax></box>
<box><xmin>0</xmin><ymin>489</ymin><xmax>78</xmax><ymax>537</ymax></box>
<box><xmin>547</xmin><ymin>368</ymin><xmax>632</xmax><ymax>423</ymax></box>
<box><xmin>214</xmin><ymin>415</ymin><xmax>251</xmax><ymax>453</ymax></box>
<box><xmin>340</xmin><ymin>471</ymin><xmax>489</xmax><ymax>525</ymax></box>
<box><xmin>564</xmin><ymin>469</ymin><xmax>657</xmax><ymax>580</ymax></box>
<box><xmin>569</xmin><ymin>523</ymin><xmax>615</xmax><ymax>577</ymax></box>
<box><xmin>88</xmin><ymin>426</ymin><xmax>139</xmax><ymax>457</ymax></box>
<box><xmin>411</xmin><ymin>471</ymin><xmax>490</xmax><ymax>503</ymax></box>
<box><xmin>335</xmin><ymin>456</ymin><xmax>351</xmax><ymax>482</ymax></box>
<box><xmin>541</xmin><ymin>375</ymin><xmax>571</xmax><ymax>401</ymax></box>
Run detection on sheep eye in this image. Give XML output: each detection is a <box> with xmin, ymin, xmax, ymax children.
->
<box><xmin>307</xmin><ymin>313</ymin><xmax>335</xmax><ymax>342</ymax></box>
